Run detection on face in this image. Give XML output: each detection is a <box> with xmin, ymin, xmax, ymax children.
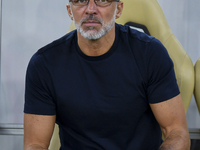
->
<box><xmin>67</xmin><ymin>1</ymin><xmax>123</xmax><ymax>40</ymax></box>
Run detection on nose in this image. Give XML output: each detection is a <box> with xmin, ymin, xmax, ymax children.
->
<box><xmin>85</xmin><ymin>0</ymin><xmax>98</xmax><ymax>15</ymax></box>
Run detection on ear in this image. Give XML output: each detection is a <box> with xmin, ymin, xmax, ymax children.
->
<box><xmin>115</xmin><ymin>1</ymin><xmax>124</xmax><ymax>19</ymax></box>
<box><xmin>66</xmin><ymin>4</ymin><xmax>74</xmax><ymax>20</ymax></box>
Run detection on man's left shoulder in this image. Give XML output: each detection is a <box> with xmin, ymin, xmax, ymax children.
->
<box><xmin>116</xmin><ymin>23</ymin><xmax>154</xmax><ymax>43</ymax></box>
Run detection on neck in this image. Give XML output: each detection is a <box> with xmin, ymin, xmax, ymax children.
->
<box><xmin>77</xmin><ymin>26</ymin><xmax>115</xmax><ymax>57</ymax></box>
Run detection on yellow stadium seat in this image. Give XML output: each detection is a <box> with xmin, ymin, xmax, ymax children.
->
<box><xmin>194</xmin><ymin>57</ymin><xmax>200</xmax><ymax>113</ymax></box>
<box><xmin>49</xmin><ymin>124</ymin><xmax>60</xmax><ymax>150</ymax></box>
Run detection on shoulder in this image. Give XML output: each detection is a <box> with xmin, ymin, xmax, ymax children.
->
<box><xmin>115</xmin><ymin>23</ymin><xmax>168</xmax><ymax>61</ymax></box>
<box><xmin>116</xmin><ymin>23</ymin><xmax>155</xmax><ymax>44</ymax></box>
<box><xmin>29</xmin><ymin>30</ymin><xmax>77</xmax><ymax>65</ymax></box>
<box><xmin>27</xmin><ymin>30</ymin><xmax>77</xmax><ymax>73</ymax></box>
<box><xmin>116</xmin><ymin>23</ymin><xmax>169</xmax><ymax>59</ymax></box>
<box><xmin>37</xmin><ymin>30</ymin><xmax>77</xmax><ymax>55</ymax></box>
<box><xmin>115</xmin><ymin>24</ymin><xmax>173</xmax><ymax>82</ymax></box>
<box><xmin>116</xmin><ymin>23</ymin><xmax>166</xmax><ymax>55</ymax></box>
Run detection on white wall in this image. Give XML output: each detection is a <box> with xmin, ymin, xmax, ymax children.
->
<box><xmin>0</xmin><ymin>0</ymin><xmax>71</xmax><ymax>124</ymax></box>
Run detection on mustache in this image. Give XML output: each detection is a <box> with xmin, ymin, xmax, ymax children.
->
<box><xmin>80</xmin><ymin>15</ymin><xmax>103</xmax><ymax>24</ymax></box>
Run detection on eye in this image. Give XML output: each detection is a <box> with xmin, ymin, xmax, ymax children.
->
<box><xmin>100</xmin><ymin>0</ymin><xmax>108</xmax><ymax>2</ymax></box>
<box><xmin>96</xmin><ymin>0</ymin><xmax>108</xmax><ymax>3</ymax></box>
<box><xmin>79</xmin><ymin>0</ymin><xmax>86</xmax><ymax>3</ymax></box>
<box><xmin>73</xmin><ymin>0</ymin><xmax>87</xmax><ymax>3</ymax></box>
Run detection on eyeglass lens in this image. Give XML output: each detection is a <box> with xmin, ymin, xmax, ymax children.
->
<box><xmin>71</xmin><ymin>0</ymin><xmax>117</xmax><ymax>7</ymax></box>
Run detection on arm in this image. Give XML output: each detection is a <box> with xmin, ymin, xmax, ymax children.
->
<box><xmin>150</xmin><ymin>94</ymin><xmax>190</xmax><ymax>150</ymax></box>
<box><xmin>24</xmin><ymin>113</ymin><xmax>56</xmax><ymax>150</ymax></box>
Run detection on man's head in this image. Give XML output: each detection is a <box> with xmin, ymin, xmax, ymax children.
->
<box><xmin>67</xmin><ymin>0</ymin><xmax>123</xmax><ymax>40</ymax></box>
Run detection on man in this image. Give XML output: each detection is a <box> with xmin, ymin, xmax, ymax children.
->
<box><xmin>24</xmin><ymin>0</ymin><xmax>190</xmax><ymax>150</ymax></box>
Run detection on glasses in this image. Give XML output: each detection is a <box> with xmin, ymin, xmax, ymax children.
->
<box><xmin>69</xmin><ymin>0</ymin><xmax>120</xmax><ymax>7</ymax></box>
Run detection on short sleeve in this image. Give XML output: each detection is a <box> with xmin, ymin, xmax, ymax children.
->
<box><xmin>146</xmin><ymin>38</ymin><xmax>180</xmax><ymax>103</ymax></box>
<box><xmin>24</xmin><ymin>53</ymin><xmax>56</xmax><ymax>115</ymax></box>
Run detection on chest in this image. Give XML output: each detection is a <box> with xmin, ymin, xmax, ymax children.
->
<box><xmin>51</xmin><ymin>52</ymin><xmax>149</xmax><ymax>127</ymax></box>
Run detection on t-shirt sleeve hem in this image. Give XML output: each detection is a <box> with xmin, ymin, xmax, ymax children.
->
<box><xmin>148</xmin><ymin>88</ymin><xmax>180</xmax><ymax>104</ymax></box>
<box><xmin>24</xmin><ymin>107</ymin><xmax>56</xmax><ymax>116</ymax></box>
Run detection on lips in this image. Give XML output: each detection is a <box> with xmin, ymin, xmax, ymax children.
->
<box><xmin>83</xmin><ymin>19</ymin><xmax>100</xmax><ymax>23</ymax></box>
<box><xmin>82</xmin><ymin>20</ymin><xmax>101</xmax><ymax>26</ymax></box>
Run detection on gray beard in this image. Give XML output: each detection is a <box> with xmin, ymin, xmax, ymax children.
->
<box><xmin>75</xmin><ymin>11</ymin><xmax>117</xmax><ymax>40</ymax></box>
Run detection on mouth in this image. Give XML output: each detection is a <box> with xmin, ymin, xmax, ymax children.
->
<box><xmin>82</xmin><ymin>20</ymin><xmax>101</xmax><ymax>26</ymax></box>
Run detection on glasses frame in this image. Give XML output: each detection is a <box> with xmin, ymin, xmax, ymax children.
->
<box><xmin>69</xmin><ymin>0</ymin><xmax>120</xmax><ymax>7</ymax></box>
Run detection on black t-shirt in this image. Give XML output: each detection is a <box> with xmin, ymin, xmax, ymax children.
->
<box><xmin>24</xmin><ymin>23</ymin><xmax>180</xmax><ymax>150</ymax></box>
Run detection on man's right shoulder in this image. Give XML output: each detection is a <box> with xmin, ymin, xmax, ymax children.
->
<box><xmin>36</xmin><ymin>29</ymin><xmax>77</xmax><ymax>55</ymax></box>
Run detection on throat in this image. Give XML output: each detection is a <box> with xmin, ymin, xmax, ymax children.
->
<box><xmin>78</xmin><ymin>32</ymin><xmax>115</xmax><ymax>57</ymax></box>
<box><xmin>80</xmin><ymin>42</ymin><xmax>110</xmax><ymax>57</ymax></box>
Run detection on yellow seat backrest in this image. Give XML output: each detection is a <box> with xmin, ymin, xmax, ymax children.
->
<box><xmin>49</xmin><ymin>124</ymin><xmax>60</xmax><ymax>150</ymax></box>
<box><xmin>194</xmin><ymin>57</ymin><xmax>200</xmax><ymax>113</ymax></box>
